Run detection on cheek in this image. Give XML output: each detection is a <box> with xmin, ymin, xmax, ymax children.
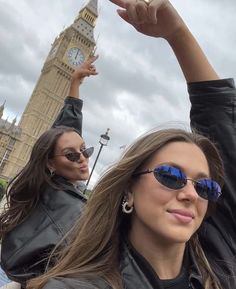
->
<box><xmin>149</xmin><ymin>186</ymin><xmax>174</xmax><ymax>202</ymax></box>
<box><xmin>132</xmin><ymin>181</ymin><xmax>174</xmax><ymax>211</ymax></box>
<box><xmin>192</xmin><ymin>201</ymin><xmax>208</xmax><ymax>233</ymax></box>
<box><xmin>54</xmin><ymin>159</ymin><xmax>78</xmax><ymax>174</ymax></box>
<box><xmin>197</xmin><ymin>201</ymin><xmax>208</xmax><ymax>219</ymax></box>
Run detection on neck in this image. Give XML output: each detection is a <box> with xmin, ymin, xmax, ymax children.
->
<box><xmin>129</xmin><ymin>230</ymin><xmax>186</xmax><ymax>279</ymax></box>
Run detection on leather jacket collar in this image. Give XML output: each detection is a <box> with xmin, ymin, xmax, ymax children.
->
<box><xmin>50</xmin><ymin>175</ymin><xmax>87</xmax><ymax>200</ymax></box>
<box><xmin>120</xmin><ymin>242</ymin><xmax>204</xmax><ymax>289</ymax></box>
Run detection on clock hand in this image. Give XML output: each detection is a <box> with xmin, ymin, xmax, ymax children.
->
<box><xmin>75</xmin><ymin>48</ymin><xmax>79</xmax><ymax>59</ymax></box>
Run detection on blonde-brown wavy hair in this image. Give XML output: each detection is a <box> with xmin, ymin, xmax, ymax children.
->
<box><xmin>28</xmin><ymin>128</ymin><xmax>224</xmax><ymax>289</ymax></box>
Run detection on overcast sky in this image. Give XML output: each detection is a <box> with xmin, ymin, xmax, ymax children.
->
<box><xmin>0</xmin><ymin>0</ymin><xmax>236</xmax><ymax>187</ymax></box>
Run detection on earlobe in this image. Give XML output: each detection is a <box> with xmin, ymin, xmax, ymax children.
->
<box><xmin>122</xmin><ymin>200</ymin><xmax>133</xmax><ymax>214</ymax></box>
<box><xmin>48</xmin><ymin>168</ymin><xmax>55</xmax><ymax>177</ymax></box>
<box><xmin>127</xmin><ymin>191</ymin><xmax>134</xmax><ymax>206</ymax></box>
<box><xmin>47</xmin><ymin>160</ymin><xmax>56</xmax><ymax>176</ymax></box>
<box><xmin>121</xmin><ymin>190</ymin><xmax>134</xmax><ymax>214</ymax></box>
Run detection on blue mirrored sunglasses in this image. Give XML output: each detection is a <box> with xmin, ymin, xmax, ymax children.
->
<box><xmin>133</xmin><ymin>165</ymin><xmax>222</xmax><ymax>202</ymax></box>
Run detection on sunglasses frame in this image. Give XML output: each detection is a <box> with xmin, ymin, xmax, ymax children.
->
<box><xmin>133</xmin><ymin>165</ymin><xmax>222</xmax><ymax>202</ymax></box>
<box><xmin>54</xmin><ymin>146</ymin><xmax>94</xmax><ymax>162</ymax></box>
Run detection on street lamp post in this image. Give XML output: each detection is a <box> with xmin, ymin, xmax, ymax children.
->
<box><xmin>85</xmin><ymin>128</ymin><xmax>110</xmax><ymax>191</ymax></box>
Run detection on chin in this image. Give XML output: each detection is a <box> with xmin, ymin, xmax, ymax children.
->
<box><xmin>79</xmin><ymin>174</ymin><xmax>89</xmax><ymax>181</ymax></box>
<box><xmin>157</xmin><ymin>226</ymin><xmax>194</xmax><ymax>244</ymax></box>
<box><xmin>168</xmin><ymin>231</ymin><xmax>193</xmax><ymax>244</ymax></box>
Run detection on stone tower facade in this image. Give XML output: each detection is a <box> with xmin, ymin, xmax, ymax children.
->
<box><xmin>0</xmin><ymin>0</ymin><xmax>98</xmax><ymax>180</ymax></box>
<box><xmin>0</xmin><ymin>102</ymin><xmax>21</xmax><ymax>178</ymax></box>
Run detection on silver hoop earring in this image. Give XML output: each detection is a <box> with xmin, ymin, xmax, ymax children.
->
<box><xmin>122</xmin><ymin>201</ymin><xmax>133</xmax><ymax>214</ymax></box>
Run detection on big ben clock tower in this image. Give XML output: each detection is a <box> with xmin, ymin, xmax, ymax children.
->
<box><xmin>2</xmin><ymin>0</ymin><xmax>98</xmax><ymax>179</ymax></box>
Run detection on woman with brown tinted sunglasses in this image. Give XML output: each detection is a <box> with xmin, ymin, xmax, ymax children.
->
<box><xmin>0</xmin><ymin>56</ymin><xmax>98</xmax><ymax>287</ymax></box>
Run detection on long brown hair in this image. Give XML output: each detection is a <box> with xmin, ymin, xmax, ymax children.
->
<box><xmin>0</xmin><ymin>126</ymin><xmax>80</xmax><ymax>238</ymax></box>
<box><xmin>28</xmin><ymin>128</ymin><xmax>224</xmax><ymax>289</ymax></box>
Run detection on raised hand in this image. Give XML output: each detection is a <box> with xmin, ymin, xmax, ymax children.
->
<box><xmin>69</xmin><ymin>55</ymin><xmax>99</xmax><ymax>98</ymax></box>
<box><xmin>109</xmin><ymin>0</ymin><xmax>185</xmax><ymax>41</ymax></box>
<box><xmin>110</xmin><ymin>0</ymin><xmax>218</xmax><ymax>83</ymax></box>
<box><xmin>71</xmin><ymin>55</ymin><xmax>99</xmax><ymax>82</ymax></box>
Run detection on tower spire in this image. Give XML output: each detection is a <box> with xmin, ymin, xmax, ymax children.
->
<box><xmin>0</xmin><ymin>100</ymin><xmax>6</xmax><ymax>119</ymax></box>
<box><xmin>73</xmin><ymin>0</ymin><xmax>99</xmax><ymax>45</ymax></box>
<box><xmin>75</xmin><ymin>0</ymin><xmax>98</xmax><ymax>23</ymax></box>
<box><xmin>85</xmin><ymin>0</ymin><xmax>98</xmax><ymax>16</ymax></box>
<box><xmin>9</xmin><ymin>116</ymin><xmax>17</xmax><ymax>131</ymax></box>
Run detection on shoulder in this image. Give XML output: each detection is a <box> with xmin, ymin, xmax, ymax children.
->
<box><xmin>42</xmin><ymin>278</ymin><xmax>68</xmax><ymax>289</ymax></box>
<box><xmin>41</xmin><ymin>182</ymin><xmax>86</xmax><ymax>208</ymax></box>
<box><xmin>42</xmin><ymin>277</ymin><xmax>111</xmax><ymax>289</ymax></box>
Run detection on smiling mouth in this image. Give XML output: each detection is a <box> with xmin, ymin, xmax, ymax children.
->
<box><xmin>167</xmin><ymin>210</ymin><xmax>194</xmax><ymax>224</ymax></box>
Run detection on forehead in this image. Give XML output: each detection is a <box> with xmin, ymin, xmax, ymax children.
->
<box><xmin>146</xmin><ymin>141</ymin><xmax>210</xmax><ymax>177</ymax></box>
<box><xmin>55</xmin><ymin>131</ymin><xmax>84</xmax><ymax>150</ymax></box>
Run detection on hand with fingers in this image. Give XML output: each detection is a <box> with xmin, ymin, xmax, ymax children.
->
<box><xmin>69</xmin><ymin>55</ymin><xmax>99</xmax><ymax>98</ymax></box>
<box><xmin>109</xmin><ymin>0</ymin><xmax>185</xmax><ymax>41</ymax></box>
<box><xmin>71</xmin><ymin>55</ymin><xmax>99</xmax><ymax>83</ymax></box>
<box><xmin>110</xmin><ymin>0</ymin><xmax>219</xmax><ymax>82</ymax></box>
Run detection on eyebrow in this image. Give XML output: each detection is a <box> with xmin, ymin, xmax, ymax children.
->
<box><xmin>61</xmin><ymin>143</ymin><xmax>86</xmax><ymax>152</ymax></box>
<box><xmin>158</xmin><ymin>162</ymin><xmax>210</xmax><ymax>179</ymax></box>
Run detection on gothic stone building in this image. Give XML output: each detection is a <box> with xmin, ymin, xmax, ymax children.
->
<box><xmin>0</xmin><ymin>103</ymin><xmax>21</xmax><ymax>178</ymax></box>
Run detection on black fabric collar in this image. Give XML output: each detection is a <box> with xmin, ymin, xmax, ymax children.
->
<box><xmin>125</xmin><ymin>240</ymin><xmax>163</xmax><ymax>289</ymax></box>
<box><xmin>120</xmin><ymin>241</ymin><xmax>204</xmax><ymax>289</ymax></box>
<box><xmin>48</xmin><ymin>175</ymin><xmax>87</xmax><ymax>201</ymax></box>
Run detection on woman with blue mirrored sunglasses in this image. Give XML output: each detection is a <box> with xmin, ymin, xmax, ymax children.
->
<box><xmin>30</xmin><ymin>128</ymin><xmax>226</xmax><ymax>289</ymax></box>
<box><xmin>134</xmin><ymin>165</ymin><xmax>222</xmax><ymax>202</ymax></box>
<box><xmin>29</xmin><ymin>1</ymin><xmax>236</xmax><ymax>289</ymax></box>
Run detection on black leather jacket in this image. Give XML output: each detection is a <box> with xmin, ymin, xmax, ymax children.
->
<box><xmin>42</xmin><ymin>79</ymin><xmax>236</xmax><ymax>289</ymax></box>
<box><xmin>1</xmin><ymin>96</ymin><xmax>86</xmax><ymax>284</ymax></box>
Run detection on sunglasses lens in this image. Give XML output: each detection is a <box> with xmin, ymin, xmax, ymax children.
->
<box><xmin>152</xmin><ymin>165</ymin><xmax>221</xmax><ymax>202</ymax></box>
<box><xmin>64</xmin><ymin>147</ymin><xmax>94</xmax><ymax>162</ymax></box>
<box><xmin>154</xmin><ymin>165</ymin><xmax>186</xmax><ymax>190</ymax></box>
<box><xmin>82</xmin><ymin>147</ymin><xmax>94</xmax><ymax>158</ymax></box>
<box><xmin>195</xmin><ymin>179</ymin><xmax>221</xmax><ymax>202</ymax></box>
<box><xmin>65</xmin><ymin>152</ymin><xmax>81</xmax><ymax>162</ymax></box>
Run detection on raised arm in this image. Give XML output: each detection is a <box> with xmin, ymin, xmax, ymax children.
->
<box><xmin>109</xmin><ymin>0</ymin><xmax>218</xmax><ymax>82</ymax></box>
<box><xmin>52</xmin><ymin>56</ymin><xmax>98</xmax><ymax>135</ymax></box>
<box><xmin>110</xmin><ymin>0</ymin><xmax>236</xmax><ymax>272</ymax></box>
<box><xmin>68</xmin><ymin>55</ymin><xmax>98</xmax><ymax>99</ymax></box>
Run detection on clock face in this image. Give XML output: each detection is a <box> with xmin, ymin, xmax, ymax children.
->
<box><xmin>67</xmin><ymin>47</ymin><xmax>85</xmax><ymax>67</ymax></box>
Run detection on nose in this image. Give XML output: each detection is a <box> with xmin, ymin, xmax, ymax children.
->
<box><xmin>176</xmin><ymin>180</ymin><xmax>199</xmax><ymax>202</ymax></box>
<box><xmin>77</xmin><ymin>152</ymin><xmax>87</xmax><ymax>163</ymax></box>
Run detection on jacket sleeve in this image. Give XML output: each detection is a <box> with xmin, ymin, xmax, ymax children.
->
<box><xmin>52</xmin><ymin>97</ymin><xmax>83</xmax><ymax>136</ymax></box>
<box><xmin>0</xmin><ymin>186</ymin><xmax>86</xmax><ymax>285</ymax></box>
<box><xmin>42</xmin><ymin>278</ymin><xmax>110</xmax><ymax>289</ymax></box>
<box><xmin>189</xmin><ymin>79</ymin><xmax>236</xmax><ymax>254</ymax></box>
<box><xmin>0</xmin><ymin>203</ymin><xmax>65</xmax><ymax>285</ymax></box>
<box><xmin>42</xmin><ymin>279</ymin><xmax>67</xmax><ymax>289</ymax></box>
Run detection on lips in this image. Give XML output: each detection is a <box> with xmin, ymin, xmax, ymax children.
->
<box><xmin>167</xmin><ymin>209</ymin><xmax>195</xmax><ymax>224</ymax></box>
<box><xmin>168</xmin><ymin>209</ymin><xmax>194</xmax><ymax>218</ymax></box>
<box><xmin>79</xmin><ymin>164</ymin><xmax>88</xmax><ymax>171</ymax></box>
